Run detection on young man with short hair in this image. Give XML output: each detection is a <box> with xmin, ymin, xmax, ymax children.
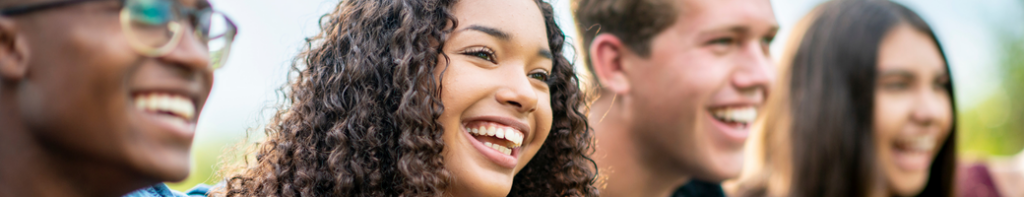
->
<box><xmin>0</xmin><ymin>0</ymin><xmax>235</xmax><ymax>196</ymax></box>
<box><xmin>573</xmin><ymin>0</ymin><xmax>777</xmax><ymax>196</ymax></box>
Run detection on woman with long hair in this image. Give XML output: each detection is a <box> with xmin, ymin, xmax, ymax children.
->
<box><xmin>214</xmin><ymin>0</ymin><xmax>598</xmax><ymax>196</ymax></box>
<box><xmin>733</xmin><ymin>0</ymin><xmax>956</xmax><ymax>196</ymax></box>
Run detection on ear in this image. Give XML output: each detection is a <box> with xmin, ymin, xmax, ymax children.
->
<box><xmin>589</xmin><ymin>34</ymin><xmax>630</xmax><ymax>95</ymax></box>
<box><xmin>0</xmin><ymin>17</ymin><xmax>29</xmax><ymax>82</ymax></box>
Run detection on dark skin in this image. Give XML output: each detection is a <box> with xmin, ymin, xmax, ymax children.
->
<box><xmin>0</xmin><ymin>0</ymin><xmax>213</xmax><ymax>196</ymax></box>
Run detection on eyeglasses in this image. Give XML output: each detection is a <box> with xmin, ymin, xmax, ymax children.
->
<box><xmin>1</xmin><ymin>0</ymin><xmax>238</xmax><ymax>69</ymax></box>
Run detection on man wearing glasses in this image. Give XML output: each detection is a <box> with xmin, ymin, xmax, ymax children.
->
<box><xmin>0</xmin><ymin>0</ymin><xmax>236</xmax><ymax>196</ymax></box>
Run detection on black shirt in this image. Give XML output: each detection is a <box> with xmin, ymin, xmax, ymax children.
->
<box><xmin>671</xmin><ymin>180</ymin><xmax>726</xmax><ymax>197</ymax></box>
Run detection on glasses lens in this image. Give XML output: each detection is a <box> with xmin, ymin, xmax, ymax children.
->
<box><xmin>125</xmin><ymin>0</ymin><xmax>179</xmax><ymax>51</ymax></box>
<box><xmin>204</xmin><ymin>12</ymin><xmax>235</xmax><ymax>69</ymax></box>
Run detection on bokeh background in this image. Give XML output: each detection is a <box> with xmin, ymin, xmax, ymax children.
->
<box><xmin>168</xmin><ymin>0</ymin><xmax>1024</xmax><ymax>190</ymax></box>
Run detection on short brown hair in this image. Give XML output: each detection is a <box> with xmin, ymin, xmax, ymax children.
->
<box><xmin>573</xmin><ymin>0</ymin><xmax>678</xmax><ymax>80</ymax></box>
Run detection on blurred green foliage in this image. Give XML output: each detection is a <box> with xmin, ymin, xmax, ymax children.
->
<box><xmin>958</xmin><ymin>22</ymin><xmax>1024</xmax><ymax>156</ymax></box>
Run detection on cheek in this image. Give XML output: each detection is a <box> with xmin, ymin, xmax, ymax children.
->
<box><xmin>630</xmin><ymin>53</ymin><xmax>729</xmax><ymax>125</ymax></box>
<box><xmin>18</xmin><ymin>20</ymin><xmax>141</xmax><ymax>168</ymax></box>
<box><xmin>873</xmin><ymin>94</ymin><xmax>910</xmax><ymax>133</ymax></box>
<box><xmin>535</xmin><ymin>94</ymin><xmax>553</xmax><ymax>135</ymax></box>
<box><xmin>934</xmin><ymin>95</ymin><xmax>954</xmax><ymax>134</ymax></box>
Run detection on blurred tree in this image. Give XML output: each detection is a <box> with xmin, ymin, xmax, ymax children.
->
<box><xmin>959</xmin><ymin>4</ymin><xmax>1024</xmax><ymax>156</ymax></box>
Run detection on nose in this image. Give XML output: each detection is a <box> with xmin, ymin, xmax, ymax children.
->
<box><xmin>157</xmin><ymin>29</ymin><xmax>213</xmax><ymax>82</ymax></box>
<box><xmin>910</xmin><ymin>87</ymin><xmax>951</xmax><ymax>127</ymax></box>
<box><xmin>732</xmin><ymin>42</ymin><xmax>775</xmax><ymax>100</ymax></box>
<box><xmin>495</xmin><ymin>72</ymin><xmax>540</xmax><ymax>113</ymax></box>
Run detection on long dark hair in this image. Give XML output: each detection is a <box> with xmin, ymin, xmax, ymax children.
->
<box><xmin>216</xmin><ymin>0</ymin><xmax>598</xmax><ymax>196</ymax></box>
<box><xmin>783</xmin><ymin>0</ymin><xmax>956</xmax><ymax>196</ymax></box>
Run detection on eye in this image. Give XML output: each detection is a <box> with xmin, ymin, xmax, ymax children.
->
<box><xmin>528</xmin><ymin>70</ymin><xmax>550</xmax><ymax>82</ymax></box>
<box><xmin>707</xmin><ymin>37</ymin><xmax>735</xmax><ymax>46</ymax></box>
<box><xmin>461</xmin><ymin>47</ymin><xmax>497</xmax><ymax>64</ymax></box>
<box><xmin>706</xmin><ymin>36</ymin><xmax>736</xmax><ymax>54</ymax></box>
<box><xmin>761</xmin><ymin>36</ymin><xmax>774</xmax><ymax>55</ymax></box>
<box><xmin>933</xmin><ymin>77</ymin><xmax>951</xmax><ymax>91</ymax></box>
<box><xmin>881</xmin><ymin>80</ymin><xmax>911</xmax><ymax>91</ymax></box>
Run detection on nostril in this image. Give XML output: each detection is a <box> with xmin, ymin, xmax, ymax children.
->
<box><xmin>507</xmin><ymin>101</ymin><xmax>523</xmax><ymax>109</ymax></box>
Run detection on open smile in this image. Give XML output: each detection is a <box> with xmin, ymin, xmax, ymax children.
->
<box><xmin>461</xmin><ymin>118</ymin><xmax>530</xmax><ymax>169</ymax></box>
<box><xmin>708</xmin><ymin>106</ymin><xmax>757</xmax><ymax>143</ymax></box>
<box><xmin>132</xmin><ymin>91</ymin><xmax>199</xmax><ymax>138</ymax></box>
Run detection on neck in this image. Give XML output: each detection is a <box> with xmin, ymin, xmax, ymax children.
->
<box><xmin>590</xmin><ymin>93</ymin><xmax>690</xmax><ymax>197</ymax></box>
<box><xmin>0</xmin><ymin>94</ymin><xmax>155</xmax><ymax>197</ymax></box>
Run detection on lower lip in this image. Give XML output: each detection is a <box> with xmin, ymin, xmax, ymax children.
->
<box><xmin>708</xmin><ymin>112</ymin><xmax>750</xmax><ymax>144</ymax></box>
<box><xmin>138</xmin><ymin>110</ymin><xmax>196</xmax><ymax>141</ymax></box>
<box><xmin>461</xmin><ymin>127</ymin><xmax>519</xmax><ymax>169</ymax></box>
<box><xmin>892</xmin><ymin>148</ymin><xmax>932</xmax><ymax>171</ymax></box>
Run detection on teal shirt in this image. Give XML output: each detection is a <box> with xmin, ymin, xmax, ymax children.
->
<box><xmin>123</xmin><ymin>183</ymin><xmax>211</xmax><ymax>197</ymax></box>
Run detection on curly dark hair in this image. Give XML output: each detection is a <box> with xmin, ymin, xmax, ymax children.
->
<box><xmin>217</xmin><ymin>0</ymin><xmax>598</xmax><ymax>196</ymax></box>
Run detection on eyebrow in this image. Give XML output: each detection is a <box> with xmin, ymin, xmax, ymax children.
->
<box><xmin>463</xmin><ymin>25</ymin><xmax>512</xmax><ymax>41</ymax></box>
<box><xmin>879</xmin><ymin>69</ymin><xmax>915</xmax><ymax>79</ymax></box>
<box><xmin>461</xmin><ymin>25</ymin><xmax>551</xmax><ymax>60</ymax></box>
<box><xmin>539</xmin><ymin>50</ymin><xmax>553</xmax><ymax>60</ymax></box>
<box><xmin>700</xmin><ymin>25</ymin><xmax>780</xmax><ymax>40</ymax></box>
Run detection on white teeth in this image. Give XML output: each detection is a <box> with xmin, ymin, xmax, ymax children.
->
<box><xmin>912</xmin><ymin>135</ymin><xmax>936</xmax><ymax>151</ymax></box>
<box><xmin>896</xmin><ymin>135</ymin><xmax>937</xmax><ymax>152</ymax></box>
<box><xmin>133</xmin><ymin>93</ymin><xmax>196</xmax><ymax>121</ymax></box>
<box><xmin>483</xmin><ymin>142</ymin><xmax>512</xmax><ymax>155</ymax></box>
<box><xmin>711</xmin><ymin>107</ymin><xmax>757</xmax><ymax>124</ymax></box>
<box><xmin>465</xmin><ymin>123</ymin><xmax>523</xmax><ymax>148</ymax></box>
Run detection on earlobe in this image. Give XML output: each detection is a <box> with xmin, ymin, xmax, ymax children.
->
<box><xmin>589</xmin><ymin>34</ymin><xmax>630</xmax><ymax>95</ymax></box>
<box><xmin>0</xmin><ymin>17</ymin><xmax>29</xmax><ymax>82</ymax></box>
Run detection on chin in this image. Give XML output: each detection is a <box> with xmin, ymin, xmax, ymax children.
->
<box><xmin>446</xmin><ymin>150</ymin><xmax>517</xmax><ymax>197</ymax></box>
<box><xmin>684</xmin><ymin>147</ymin><xmax>743</xmax><ymax>182</ymax></box>
<box><xmin>703</xmin><ymin>153</ymin><xmax>744</xmax><ymax>182</ymax></box>
<box><xmin>690</xmin><ymin>127</ymin><xmax>746</xmax><ymax>182</ymax></box>
<box><xmin>136</xmin><ymin>148</ymin><xmax>193</xmax><ymax>182</ymax></box>
<box><xmin>451</xmin><ymin>172</ymin><xmax>514</xmax><ymax>197</ymax></box>
<box><xmin>888</xmin><ymin>173</ymin><xmax>929</xmax><ymax>196</ymax></box>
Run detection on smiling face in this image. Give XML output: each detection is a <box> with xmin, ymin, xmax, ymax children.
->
<box><xmin>10</xmin><ymin>0</ymin><xmax>212</xmax><ymax>181</ymax></box>
<box><xmin>873</xmin><ymin>24</ymin><xmax>952</xmax><ymax>196</ymax></box>
<box><xmin>621</xmin><ymin>0</ymin><xmax>777</xmax><ymax>181</ymax></box>
<box><xmin>435</xmin><ymin>0</ymin><xmax>553</xmax><ymax>196</ymax></box>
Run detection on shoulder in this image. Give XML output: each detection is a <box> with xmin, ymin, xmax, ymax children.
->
<box><xmin>123</xmin><ymin>183</ymin><xmax>213</xmax><ymax>197</ymax></box>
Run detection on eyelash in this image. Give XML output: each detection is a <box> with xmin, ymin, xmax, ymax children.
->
<box><xmin>708</xmin><ymin>37</ymin><xmax>735</xmax><ymax>46</ymax></box>
<box><xmin>461</xmin><ymin>47</ymin><xmax>552</xmax><ymax>84</ymax></box>
<box><xmin>461</xmin><ymin>47</ymin><xmax>497</xmax><ymax>64</ymax></box>
<box><xmin>528</xmin><ymin>70</ymin><xmax>550</xmax><ymax>82</ymax></box>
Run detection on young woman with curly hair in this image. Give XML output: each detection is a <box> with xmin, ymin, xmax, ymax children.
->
<box><xmin>214</xmin><ymin>0</ymin><xmax>598</xmax><ymax>196</ymax></box>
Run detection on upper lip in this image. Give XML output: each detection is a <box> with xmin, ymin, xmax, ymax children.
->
<box><xmin>707</xmin><ymin>101</ymin><xmax>761</xmax><ymax>109</ymax></box>
<box><xmin>464</xmin><ymin>115</ymin><xmax>531</xmax><ymax>142</ymax></box>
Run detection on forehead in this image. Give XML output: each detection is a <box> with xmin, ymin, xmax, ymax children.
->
<box><xmin>878</xmin><ymin>24</ymin><xmax>945</xmax><ymax>70</ymax></box>
<box><xmin>677</xmin><ymin>0</ymin><xmax>777</xmax><ymax>32</ymax></box>
<box><xmin>451</xmin><ymin>0</ymin><xmax>548</xmax><ymax>46</ymax></box>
